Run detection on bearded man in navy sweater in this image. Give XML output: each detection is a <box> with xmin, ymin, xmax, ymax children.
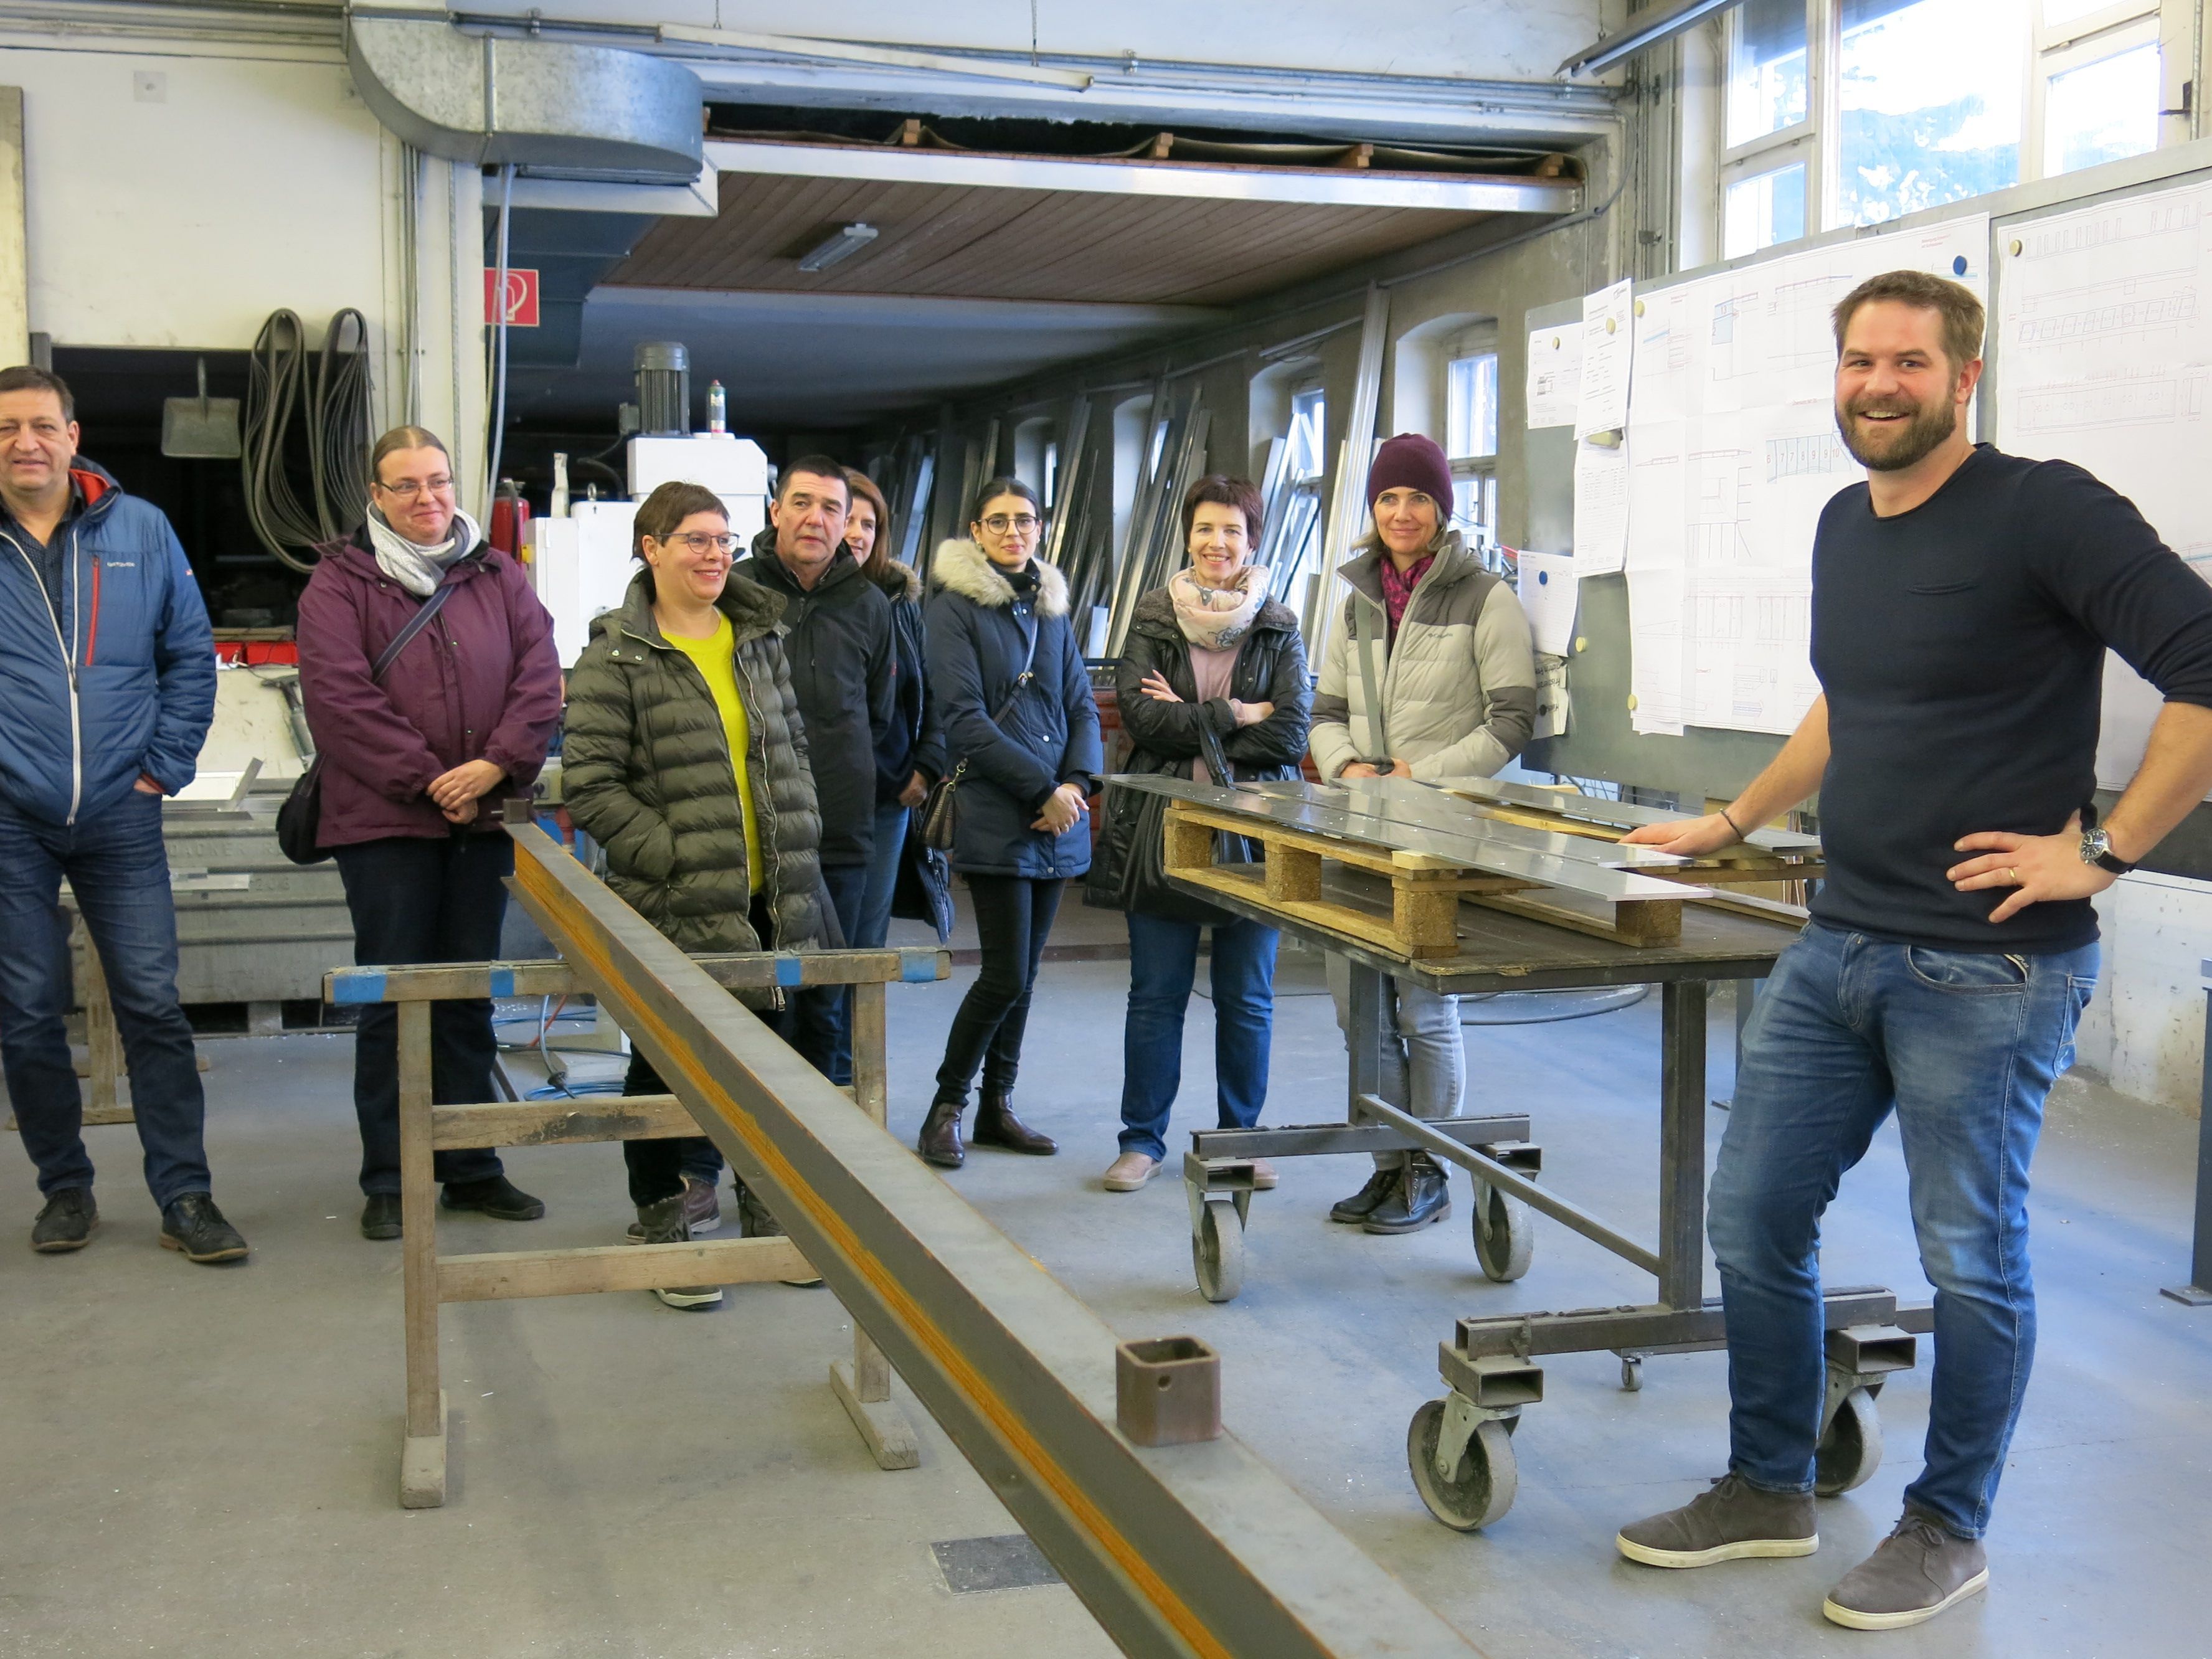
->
<box><xmin>1612</xmin><ymin>272</ymin><xmax>2212</xmax><ymax>1630</ymax></box>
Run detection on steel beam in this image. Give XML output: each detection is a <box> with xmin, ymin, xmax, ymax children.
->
<box><xmin>503</xmin><ymin>825</ymin><xmax>1482</xmax><ymax>1659</ymax></box>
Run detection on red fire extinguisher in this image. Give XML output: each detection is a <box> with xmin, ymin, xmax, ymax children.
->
<box><xmin>489</xmin><ymin>478</ymin><xmax>531</xmax><ymax>557</ymax></box>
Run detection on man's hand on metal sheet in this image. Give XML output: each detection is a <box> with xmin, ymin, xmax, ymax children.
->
<box><xmin>1621</xmin><ymin>811</ymin><xmax>1738</xmax><ymax>858</ymax></box>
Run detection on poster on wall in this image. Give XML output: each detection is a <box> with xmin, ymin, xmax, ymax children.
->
<box><xmin>1620</xmin><ymin>215</ymin><xmax>1990</xmax><ymax>737</ymax></box>
<box><xmin>1526</xmin><ymin>323</ymin><xmax>1583</xmax><ymax>429</ymax></box>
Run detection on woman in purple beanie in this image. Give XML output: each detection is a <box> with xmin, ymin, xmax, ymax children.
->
<box><xmin>1308</xmin><ymin>432</ymin><xmax>1537</xmax><ymax>1236</ymax></box>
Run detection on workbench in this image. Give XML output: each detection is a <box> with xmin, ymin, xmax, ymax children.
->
<box><xmin>1130</xmin><ymin>782</ymin><xmax>1932</xmax><ymax>1532</ymax></box>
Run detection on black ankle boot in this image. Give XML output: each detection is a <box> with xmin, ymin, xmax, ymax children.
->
<box><xmin>971</xmin><ymin>1091</ymin><xmax>1056</xmax><ymax>1155</ymax></box>
<box><xmin>1362</xmin><ymin>1153</ymin><xmax>1451</xmax><ymax>1234</ymax></box>
<box><xmin>1328</xmin><ymin>1167</ymin><xmax>1399</xmax><ymax>1225</ymax></box>
<box><xmin>918</xmin><ymin>1098</ymin><xmax>967</xmax><ymax>1168</ymax></box>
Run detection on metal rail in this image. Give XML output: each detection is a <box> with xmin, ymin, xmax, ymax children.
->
<box><xmin>502</xmin><ymin>823</ymin><xmax>1482</xmax><ymax>1659</ymax></box>
<box><xmin>1353</xmin><ymin>1094</ymin><xmax>1661</xmax><ymax>1277</ymax></box>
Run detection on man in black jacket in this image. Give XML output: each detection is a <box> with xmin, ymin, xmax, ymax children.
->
<box><xmin>733</xmin><ymin>455</ymin><xmax>896</xmax><ymax>1087</ymax></box>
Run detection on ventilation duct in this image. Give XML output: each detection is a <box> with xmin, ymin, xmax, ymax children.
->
<box><xmin>347</xmin><ymin>16</ymin><xmax>704</xmax><ymax>185</ymax></box>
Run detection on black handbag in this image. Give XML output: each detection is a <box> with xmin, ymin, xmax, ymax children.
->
<box><xmin>1102</xmin><ymin>726</ymin><xmax>1253</xmax><ymax>925</ymax></box>
<box><xmin>889</xmin><ymin>810</ymin><xmax>955</xmax><ymax>942</ymax></box>
<box><xmin>921</xmin><ymin>607</ymin><xmax>1040</xmax><ymax>854</ymax></box>
<box><xmin>276</xmin><ymin>584</ymin><xmax>456</xmax><ymax>866</ymax></box>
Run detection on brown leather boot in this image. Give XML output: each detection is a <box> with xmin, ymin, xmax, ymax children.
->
<box><xmin>971</xmin><ymin>1091</ymin><xmax>1057</xmax><ymax>1155</ymax></box>
<box><xmin>917</xmin><ymin>1097</ymin><xmax>967</xmax><ymax>1168</ymax></box>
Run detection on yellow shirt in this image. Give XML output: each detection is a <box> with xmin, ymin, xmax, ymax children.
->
<box><xmin>664</xmin><ymin>614</ymin><xmax>763</xmax><ymax>894</ymax></box>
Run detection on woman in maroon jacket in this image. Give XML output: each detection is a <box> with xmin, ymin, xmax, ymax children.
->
<box><xmin>297</xmin><ymin>427</ymin><xmax>563</xmax><ymax>1241</ymax></box>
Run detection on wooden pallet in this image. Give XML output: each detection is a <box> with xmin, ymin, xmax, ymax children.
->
<box><xmin>1163</xmin><ymin>803</ymin><xmax>1539</xmax><ymax>958</ymax></box>
<box><xmin>1162</xmin><ymin>801</ymin><xmax>1699</xmax><ymax>952</ymax></box>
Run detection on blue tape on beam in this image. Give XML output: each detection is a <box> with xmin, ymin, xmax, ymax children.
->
<box><xmin>775</xmin><ymin>955</ymin><xmax>805</xmax><ymax>987</ymax></box>
<box><xmin>330</xmin><ymin>970</ymin><xmax>387</xmax><ymax>1005</ymax></box>
<box><xmin>488</xmin><ymin>966</ymin><xmax>516</xmax><ymax>999</ymax></box>
<box><xmin>901</xmin><ymin>950</ymin><xmax>940</xmax><ymax>983</ymax></box>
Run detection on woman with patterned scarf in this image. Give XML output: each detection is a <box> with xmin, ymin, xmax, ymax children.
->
<box><xmin>1095</xmin><ymin>475</ymin><xmax>1312</xmax><ymax>1193</ymax></box>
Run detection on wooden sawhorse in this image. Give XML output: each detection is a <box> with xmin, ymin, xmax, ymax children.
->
<box><xmin>324</xmin><ymin>945</ymin><xmax>950</xmax><ymax>1508</ymax></box>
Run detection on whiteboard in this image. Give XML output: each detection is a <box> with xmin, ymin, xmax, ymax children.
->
<box><xmin>1992</xmin><ymin>176</ymin><xmax>2212</xmax><ymax>790</ymax></box>
<box><xmin>1619</xmin><ymin>217</ymin><xmax>1988</xmax><ymax>739</ymax></box>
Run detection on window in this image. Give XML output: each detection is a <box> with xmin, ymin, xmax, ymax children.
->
<box><xmin>1724</xmin><ymin>161</ymin><xmax>1808</xmax><ymax>257</ymax></box>
<box><xmin>1726</xmin><ymin>0</ymin><xmax>1812</xmax><ymax>146</ymax></box>
<box><xmin>1042</xmin><ymin>439</ymin><xmax>1060</xmax><ymax>511</ymax></box>
<box><xmin>1288</xmin><ymin>385</ymin><xmax>1326</xmax><ymax>482</ymax></box>
<box><xmin>2044</xmin><ymin>41</ymin><xmax>2161</xmax><ymax>174</ymax></box>
<box><xmin>1836</xmin><ymin>0</ymin><xmax>2026</xmax><ymax>227</ymax></box>
<box><xmin>1443</xmin><ymin>336</ymin><xmax>1500</xmax><ymax>549</ymax></box>
<box><xmin>1710</xmin><ymin>0</ymin><xmax>2175</xmax><ymax>252</ymax></box>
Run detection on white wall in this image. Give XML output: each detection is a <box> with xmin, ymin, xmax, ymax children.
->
<box><xmin>1</xmin><ymin>39</ymin><xmax>489</xmax><ymax>506</ymax></box>
<box><xmin>2073</xmin><ymin>873</ymin><xmax>2212</xmax><ymax>1112</ymax></box>
<box><xmin>465</xmin><ymin>0</ymin><xmax>1608</xmax><ymax>85</ymax></box>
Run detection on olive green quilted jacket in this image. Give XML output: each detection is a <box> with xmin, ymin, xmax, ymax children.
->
<box><xmin>562</xmin><ymin>570</ymin><xmax>830</xmax><ymax>962</ymax></box>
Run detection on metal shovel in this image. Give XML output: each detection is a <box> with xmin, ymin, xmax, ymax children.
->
<box><xmin>161</xmin><ymin>356</ymin><xmax>240</xmax><ymax>460</ymax></box>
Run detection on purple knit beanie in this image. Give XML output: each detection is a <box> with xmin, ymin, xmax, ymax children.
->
<box><xmin>1365</xmin><ymin>433</ymin><xmax>1455</xmax><ymax>514</ymax></box>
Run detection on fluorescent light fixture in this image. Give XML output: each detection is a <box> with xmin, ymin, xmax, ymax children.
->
<box><xmin>1556</xmin><ymin>0</ymin><xmax>1745</xmax><ymax>79</ymax></box>
<box><xmin>796</xmin><ymin>222</ymin><xmax>881</xmax><ymax>272</ymax></box>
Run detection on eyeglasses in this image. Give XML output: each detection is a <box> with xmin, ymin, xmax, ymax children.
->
<box><xmin>668</xmin><ymin>531</ymin><xmax>737</xmax><ymax>554</ymax></box>
<box><xmin>374</xmin><ymin>475</ymin><xmax>455</xmax><ymax>499</ymax></box>
<box><xmin>980</xmin><ymin>514</ymin><xmax>1039</xmax><ymax>535</ymax></box>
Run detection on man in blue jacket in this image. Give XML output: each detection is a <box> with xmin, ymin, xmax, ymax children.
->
<box><xmin>0</xmin><ymin>365</ymin><xmax>246</xmax><ymax>1263</ymax></box>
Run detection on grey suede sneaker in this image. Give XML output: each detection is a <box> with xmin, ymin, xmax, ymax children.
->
<box><xmin>1617</xmin><ymin>1473</ymin><xmax>1818</xmax><ymax>1568</ymax></box>
<box><xmin>634</xmin><ymin>1196</ymin><xmax>721</xmax><ymax>1310</ymax></box>
<box><xmin>1822</xmin><ymin>1510</ymin><xmax>1988</xmax><ymax>1630</ymax></box>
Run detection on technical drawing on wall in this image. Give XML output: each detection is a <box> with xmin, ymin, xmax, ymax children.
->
<box><xmin>1617</xmin><ymin>214</ymin><xmax>1990</xmax><ymax>737</ymax></box>
<box><xmin>1998</xmin><ymin>177</ymin><xmax>2212</xmax><ymax>790</ymax></box>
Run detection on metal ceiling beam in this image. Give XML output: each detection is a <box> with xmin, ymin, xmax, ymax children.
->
<box><xmin>702</xmin><ymin>138</ymin><xmax>1581</xmax><ymax>215</ymax></box>
<box><xmin>1557</xmin><ymin>0</ymin><xmax>1747</xmax><ymax>80</ymax></box>
<box><xmin>502</xmin><ymin>821</ymin><xmax>1487</xmax><ymax>1659</ymax></box>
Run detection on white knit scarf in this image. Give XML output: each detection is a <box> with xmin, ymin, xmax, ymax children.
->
<box><xmin>367</xmin><ymin>504</ymin><xmax>484</xmax><ymax>597</ymax></box>
<box><xmin>1167</xmin><ymin>563</ymin><xmax>1268</xmax><ymax>650</ymax></box>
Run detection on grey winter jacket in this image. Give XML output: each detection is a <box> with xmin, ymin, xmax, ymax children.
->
<box><xmin>1309</xmin><ymin>529</ymin><xmax>1536</xmax><ymax>783</ymax></box>
<box><xmin>560</xmin><ymin>570</ymin><xmax>830</xmax><ymax>964</ymax></box>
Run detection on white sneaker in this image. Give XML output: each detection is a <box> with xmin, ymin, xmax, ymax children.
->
<box><xmin>1104</xmin><ymin>1151</ymin><xmax>1160</xmax><ymax>1192</ymax></box>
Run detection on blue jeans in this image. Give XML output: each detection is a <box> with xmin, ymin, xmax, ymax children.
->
<box><xmin>1118</xmin><ymin>911</ymin><xmax>1279</xmax><ymax>1160</ymax></box>
<box><xmin>1709</xmin><ymin>922</ymin><xmax>2097</xmax><ymax>1538</ymax></box>
<box><xmin>0</xmin><ymin>792</ymin><xmax>211</xmax><ymax>1209</ymax></box>
<box><xmin>855</xmin><ymin>801</ymin><xmax>910</xmax><ymax>950</ymax></box>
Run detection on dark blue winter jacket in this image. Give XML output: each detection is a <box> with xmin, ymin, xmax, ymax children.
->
<box><xmin>0</xmin><ymin>461</ymin><xmax>215</xmax><ymax>825</ymax></box>
<box><xmin>925</xmin><ymin>537</ymin><xmax>1101</xmax><ymax>880</ymax></box>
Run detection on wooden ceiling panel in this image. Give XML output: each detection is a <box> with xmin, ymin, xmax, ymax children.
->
<box><xmin>609</xmin><ymin>170</ymin><xmax>1496</xmax><ymax>309</ymax></box>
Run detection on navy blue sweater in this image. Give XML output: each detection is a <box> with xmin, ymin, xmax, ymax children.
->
<box><xmin>1810</xmin><ymin>445</ymin><xmax>2212</xmax><ymax>952</ymax></box>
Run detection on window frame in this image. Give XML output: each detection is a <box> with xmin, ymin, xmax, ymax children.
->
<box><xmin>1440</xmin><ymin>327</ymin><xmax>1501</xmax><ymax>549</ymax></box>
<box><xmin>1709</xmin><ymin>0</ymin><xmax>2189</xmax><ymax>254</ymax></box>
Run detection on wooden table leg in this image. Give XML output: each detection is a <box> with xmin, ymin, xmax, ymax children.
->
<box><xmin>828</xmin><ymin>979</ymin><xmax>920</xmax><ymax>1470</ymax></box>
<box><xmin>74</xmin><ymin>911</ymin><xmax>133</xmax><ymax>1127</ymax></box>
<box><xmin>397</xmin><ymin>1001</ymin><xmax>448</xmax><ymax>1507</ymax></box>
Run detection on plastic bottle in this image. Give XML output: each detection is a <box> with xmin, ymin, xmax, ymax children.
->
<box><xmin>707</xmin><ymin>379</ymin><xmax>727</xmax><ymax>434</ymax></box>
<box><xmin>550</xmin><ymin>451</ymin><xmax>570</xmax><ymax>518</ymax></box>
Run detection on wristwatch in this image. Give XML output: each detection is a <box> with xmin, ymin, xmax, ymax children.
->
<box><xmin>2079</xmin><ymin>826</ymin><xmax>2134</xmax><ymax>875</ymax></box>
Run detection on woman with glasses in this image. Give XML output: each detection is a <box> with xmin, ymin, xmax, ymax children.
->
<box><xmin>844</xmin><ymin>468</ymin><xmax>943</xmax><ymax>948</ymax></box>
<box><xmin>915</xmin><ymin>478</ymin><xmax>1102</xmax><ymax>1169</ymax></box>
<box><xmin>297</xmin><ymin>425</ymin><xmax>563</xmax><ymax>1242</ymax></box>
<box><xmin>561</xmin><ymin>481</ymin><xmax>833</xmax><ymax>1308</ymax></box>
<box><xmin>1094</xmin><ymin>475</ymin><xmax>1312</xmax><ymax>1193</ymax></box>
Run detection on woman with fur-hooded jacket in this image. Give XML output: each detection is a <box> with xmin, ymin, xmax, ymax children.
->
<box><xmin>915</xmin><ymin>478</ymin><xmax>1102</xmax><ymax>1171</ymax></box>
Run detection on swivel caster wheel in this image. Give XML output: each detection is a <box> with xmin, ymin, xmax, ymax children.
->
<box><xmin>1619</xmin><ymin>1355</ymin><xmax>1643</xmax><ymax>1392</ymax></box>
<box><xmin>1815</xmin><ymin>1386</ymin><xmax>1883</xmax><ymax>1496</ymax></box>
<box><xmin>1407</xmin><ymin>1397</ymin><xmax>1518</xmax><ymax>1531</ymax></box>
<box><xmin>1471</xmin><ymin>1179</ymin><xmax>1534</xmax><ymax>1282</ymax></box>
<box><xmin>1192</xmin><ymin>1199</ymin><xmax>1245</xmax><ymax>1303</ymax></box>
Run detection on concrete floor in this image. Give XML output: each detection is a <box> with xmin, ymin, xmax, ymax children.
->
<box><xmin>3</xmin><ymin>935</ymin><xmax>2209</xmax><ymax>1658</ymax></box>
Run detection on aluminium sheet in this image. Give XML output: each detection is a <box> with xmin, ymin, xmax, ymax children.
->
<box><xmin>1108</xmin><ymin>775</ymin><xmax>1708</xmax><ymax>902</ymax></box>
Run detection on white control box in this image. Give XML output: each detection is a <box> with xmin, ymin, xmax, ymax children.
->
<box><xmin>529</xmin><ymin>499</ymin><xmax>640</xmax><ymax>670</ymax></box>
<box><xmin>626</xmin><ymin>433</ymin><xmax>770</xmax><ymax>499</ymax></box>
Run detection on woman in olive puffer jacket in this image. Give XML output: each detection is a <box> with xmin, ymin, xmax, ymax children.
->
<box><xmin>561</xmin><ymin>481</ymin><xmax>832</xmax><ymax>1307</ymax></box>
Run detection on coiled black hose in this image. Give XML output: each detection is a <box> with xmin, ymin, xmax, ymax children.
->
<box><xmin>242</xmin><ymin>307</ymin><xmax>374</xmax><ymax>572</ymax></box>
